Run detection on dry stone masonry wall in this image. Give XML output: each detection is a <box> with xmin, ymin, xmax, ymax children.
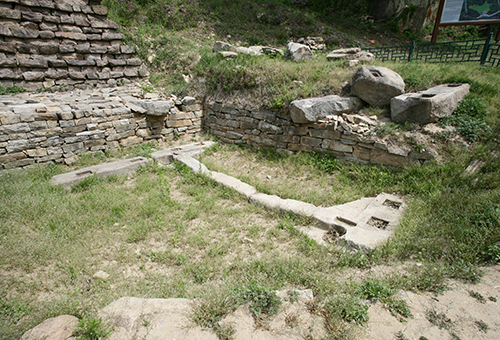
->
<box><xmin>204</xmin><ymin>101</ymin><xmax>435</xmax><ymax>167</ymax></box>
<box><xmin>0</xmin><ymin>0</ymin><xmax>147</xmax><ymax>90</ymax></box>
<box><xmin>0</xmin><ymin>87</ymin><xmax>202</xmax><ymax>170</ymax></box>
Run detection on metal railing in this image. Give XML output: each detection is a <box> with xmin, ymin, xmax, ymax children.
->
<box><xmin>366</xmin><ymin>33</ymin><xmax>500</xmax><ymax>67</ymax></box>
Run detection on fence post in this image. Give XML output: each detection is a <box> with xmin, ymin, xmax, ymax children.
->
<box><xmin>408</xmin><ymin>41</ymin><xmax>416</xmax><ymax>62</ymax></box>
<box><xmin>480</xmin><ymin>32</ymin><xmax>493</xmax><ymax>65</ymax></box>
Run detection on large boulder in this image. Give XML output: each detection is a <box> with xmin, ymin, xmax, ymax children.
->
<box><xmin>285</xmin><ymin>42</ymin><xmax>313</xmax><ymax>61</ymax></box>
<box><xmin>391</xmin><ymin>83</ymin><xmax>470</xmax><ymax>124</ymax></box>
<box><xmin>289</xmin><ymin>95</ymin><xmax>363</xmax><ymax>124</ymax></box>
<box><xmin>351</xmin><ymin>65</ymin><xmax>405</xmax><ymax>107</ymax></box>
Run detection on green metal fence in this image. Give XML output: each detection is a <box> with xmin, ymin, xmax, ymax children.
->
<box><xmin>366</xmin><ymin>33</ymin><xmax>500</xmax><ymax>67</ymax></box>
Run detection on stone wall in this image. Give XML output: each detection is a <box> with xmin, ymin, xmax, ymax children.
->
<box><xmin>0</xmin><ymin>87</ymin><xmax>202</xmax><ymax>170</ymax></box>
<box><xmin>0</xmin><ymin>0</ymin><xmax>147</xmax><ymax>91</ymax></box>
<box><xmin>204</xmin><ymin>101</ymin><xmax>435</xmax><ymax>167</ymax></box>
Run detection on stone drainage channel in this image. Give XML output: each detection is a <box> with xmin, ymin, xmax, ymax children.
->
<box><xmin>51</xmin><ymin>142</ymin><xmax>406</xmax><ymax>250</ymax></box>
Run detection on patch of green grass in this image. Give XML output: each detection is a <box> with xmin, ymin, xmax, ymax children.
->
<box><xmin>323</xmin><ymin>294</ymin><xmax>369</xmax><ymax>325</ymax></box>
<box><xmin>238</xmin><ymin>285</ymin><xmax>282</xmax><ymax>319</ymax></box>
<box><xmin>426</xmin><ymin>310</ymin><xmax>452</xmax><ymax>330</ymax></box>
<box><xmin>0</xmin><ymin>86</ymin><xmax>26</xmax><ymax>95</ymax></box>
<box><xmin>475</xmin><ymin>320</ymin><xmax>489</xmax><ymax>333</ymax></box>
<box><xmin>72</xmin><ymin>316</ymin><xmax>112</xmax><ymax>340</ymax></box>
<box><xmin>468</xmin><ymin>290</ymin><xmax>486</xmax><ymax>303</ymax></box>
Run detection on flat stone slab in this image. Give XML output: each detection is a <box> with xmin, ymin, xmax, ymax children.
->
<box><xmin>391</xmin><ymin>83</ymin><xmax>470</xmax><ymax>124</ymax></box>
<box><xmin>150</xmin><ymin>141</ymin><xmax>216</xmax><ymax>164</ymax></box>
<box><xmin>50</xmin><ymin>156</ymin><xmax>151</xmax><ymax>190</ymax></box>
<box><xmin>51</xmin><ymin>142</ymin><xmax>216</xmax><ymax>190</ymax></box>
<box><xmin>289</xmin><ymin>95</ymin><xmax>363</xmax><ymax>124</ymax></box>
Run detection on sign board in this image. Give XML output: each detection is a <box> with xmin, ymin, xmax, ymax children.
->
<box><xmin>432</xmin><ymin>0</ymin><xmax>500</xmax><ymax>42</ymax></box>
<box><xmin>441</xmin><ymin>0</ymin><xmax>500</xmax><ymax>24</ymax></box>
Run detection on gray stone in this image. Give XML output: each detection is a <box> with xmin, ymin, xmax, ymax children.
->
<box><xmin>248</xmin><ymin>46</ymin><xmax>264</xmax><ymax>55</ymax></box>
<box><xmin>102</xmin><ymin>32</ymin><xmax>124</xmax><ymax>40</ymax></box>
<box><xmin>390</xmin><ymin>83</ymin><xmax>470</xmax><ymax>124</ymax></box>
<box><xmin>131</xmin><ymin>100</ymin><xmax>174</xmax><ymax>116</ymax></box>
<box><xmin>23</xmin><ymin>71</ymin><xmax>45</xmax><ymax>81</ymax></box>
<box><xmin>285</xmin><ymin>42</ymin><xmax>313</xmax><ymax>61</ymax></box>
<box><xmin>218</xmin><ymin>51</ymin><xmax>238</xmax><ymax>58</ymax></box>
<box><xmin>182</xmin><ymin>96</ymin><xmax>196</xmax><ymax>105</ymax></box>
<box><xmin>351</xmin><ymin>65</ymin><xmax>405</xmax><ymax>107</ymax></box>
<box><xmin>290</xmin><ymin>95</ymin><xmax>363</xmax><ymax>123</ymax></box>
<box><xmin>213</xmin><ymin>41</ymin><xmax>235</xmax><ymax>52</ymax></box>
<box><xmin>51</xmin><ymin>156</ymin><xmax>151</xmax><ymax>190</ymax></box>
<box><xmin>262</xmin><ymin>46</ymin><xmax>283</xmax><ymax>56</ymax></box>
<box><xmin>327</xmin><ymin>48</ymin><xmax>375</xmax><ymax>62</ymax></box>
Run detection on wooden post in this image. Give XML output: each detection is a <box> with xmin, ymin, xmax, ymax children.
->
<box><xmin>431</xmin><ymin>0</ymin><xmax>446</xmax><ymax>43</ymax></box>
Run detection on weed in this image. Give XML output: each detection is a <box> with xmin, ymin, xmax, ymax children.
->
<box><xmin>323</xmin><ymin>294</ymin><xmax>369</xmax><ymax>325</ymax></box>
<box><xmin>439</xmin><ymin>95</ymin><xmax>491</xmax><ymax>142</ymax></box>
<box><xmin>426</xmin><ymin>310</ymin><xmax>452</xmax><ymax>330</ymax></box>
<box><xmin>488</xmin><ymin>296</ymin><xmax>497</xmax><ymax>302</ymax></box>
<box><xmin>285</xmin><ymin>313</ymin><xmax>299</xmax><ymax>328</ymax></box>
<box><xmin>72</xmin><ymin>316</ymin><xmax>112</xmax><ymax>340</ymax></box>
<box><xmin>238</xmin><ymin>285</ymin><xmax>282</xmax><ymax>319</ymax></box>
<box><xmin>468</xmin><ymin>290</ymin><xmax>486</xmax><ymax>303</ymax></box>
<box><xmin>395</xmin><ymin>331</ymin><xmax>409</xmax><ymax>340</ymax></box>
<box><xmin>0</xmin><ymin>86</ymin><xmax>26</xmax><ymax>95</ymax></box>
<box><xmin>358</xmin><ymin>279</ymin><xmax>411</xmax><ymax>320</ymax></box>
<box><xmin>475</xmin><ymin>320</ymin><xmax>489</xmax><ymax>333</ymax></box>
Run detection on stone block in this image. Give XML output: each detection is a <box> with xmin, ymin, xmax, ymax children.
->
<box><xmin>301</xmin><ymin>136</ymin><xmax>321</xmax><ymax>148</ymax></box>
<box><xmin>351</xmin><ymin>65</ymin><xmax>405</xmax><ymax>107</ymax></box>
<box><xmin>75</xmin><ymin>43</ymin><xmax>90</xmax><ymax>53</ymax></box>
<box><xmin>258</xmin><ymin>121</ymin><xmax>281</xmax><ymax>134</ymax></box>
<box><xmin>290</xmin><ymin>95</ymin><xmax>363</xmax><ymax>124</ymax></box>
<box><xmin>330</xmin><ymin>140</ymin><xmax>353</xmax><ymax>153</ymax></box>
<box><xmin>39</xmin><ymin>30</ymin><xmax>55</xmax><ymax>39</ymax></box>
<box><xmin>22</xmin><ymin>11</ymin><xmax>43</xmax><ymax>22</ymax></box>
<box><xmin>102</xmin><ymin>32</ymin><xmax>124</xmax><ymax>40</ymax></box>
<box><xmin>0</xmin><ymin>59</ymin><xmax>17</xmax><ymax>67</ymax></box>
<box><xmin>55</xmin><ymin>31</ymin><xmax>87</xmax><ymax>40</ymax></box>
<box><xmin>309</xmin><ymin>129</ymin><xmax>341</xmax><ymax>140</ymax></box>
<box><xmin>0</xmin><ymin>25</ymin><xmax>12</xmax><ymax>37</ymax></box>
<box><xmin>45</xmin><ymin>69</ymin><xmax>68</xmax><ymax>79</ymax></box>
<box><xmin>23</xmin><ymin>71</ymin><xmax>45</xmax><ymax>81</ymax></box>
<box><xmin>391</xmin><ymin>83</ymin><xmax>470</xmax><ymax>124</ymax></box>
<box><xmin>285</xmin><ymin>42</ymin><xmax>313</xmax><ymax>61</ymax></box>
<box><xmin>0</xmin><ymin>8</ymin><xmax>21</xmax><ymax>20</ymax></box>
<box><xmin>92</xmin><ymin>5</ymin><xmax>108</xmax><ymax>15</ymax></box>
<box><xmin>71</xmin><ymin>13</ymin><xmax>90</xmax><ymax>26</ymax></box>
<box><xmin>0</xmin><ymin>42</ymin><xmax>16</xmax><ymax>53</ymax></box>
<box><xmin>43</xmin><ymin>15</ymin><xmax>60</xmax><ymax>23</ymax></box>
<box><xmin>39</xmin><ymin>44</ymin><xmax>59</xmax><ymax>54</ymax></box>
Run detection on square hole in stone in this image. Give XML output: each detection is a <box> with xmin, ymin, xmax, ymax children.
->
<box><xmin>367</xmin><ymin>217</ymin><xmax>389</xmax><ymax>229</ymax></box>
<box><xmin>383</xmin><ymin>199</ymin><xmax>402</xmax><ymax>210</ymax></box>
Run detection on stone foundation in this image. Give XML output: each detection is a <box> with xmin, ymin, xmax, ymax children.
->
<box><xmin>204</xmin><ymin>101</ymin><xmax>435</xmax><ymax>167</ymax></box>
<box><xmin>0</xmin><ymin>85</ymin><xmax>202</xmax><ymax>170</ymax></box>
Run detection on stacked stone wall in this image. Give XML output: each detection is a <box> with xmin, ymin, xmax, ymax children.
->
<box><xmin>0</xmin><ymin>88</ymin><xmax>202</xmax><ymax>170</ymax></box>
<box><xmin>0</xmin><ymin>0</ymin><xmax>147</xmax><ymax>90</ymax></box>
<box><xmin>205</xmin><ymin>101</ymin><xmax>435</xmax><ymax>167</ymax></box>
